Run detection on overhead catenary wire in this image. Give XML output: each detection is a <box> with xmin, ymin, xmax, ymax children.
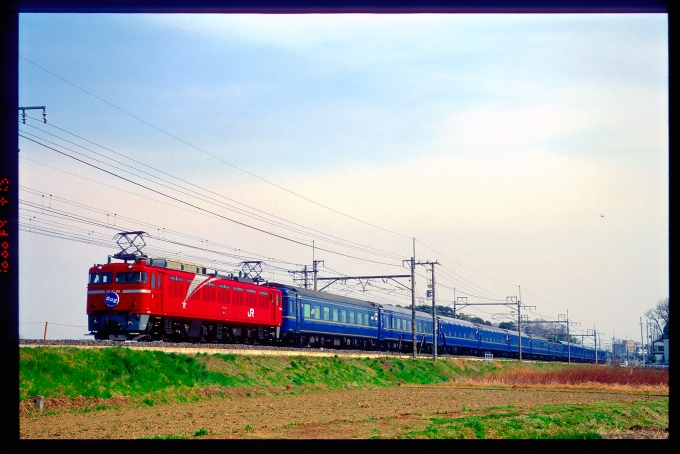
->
<box><xmin>19</xmin><ymin>134</ymin><xmax>405</xmax><ymax>268</ymax></box>
<box><xmin>21</xmin><ymin>118</ymin><xmax>406</xmax><ymax>261</ymax></box>
<box><xmin>416</xmin><ymin>239</ymin><xmax>519</xmax><ymax>287</ymax></box>
<box><xmin>20</xmin><ymin>56</ymin><xmax>413</xmax><ymax>240</ymax></box>
<box><xmin>19</xmin><ymin>186</ymin><xmax>303</xmax><ymax>265</ymax></box>
<box><xmin>20</xmin><ymin>127</ymin><xmax>403</xmax><ymax>259</ymax></box>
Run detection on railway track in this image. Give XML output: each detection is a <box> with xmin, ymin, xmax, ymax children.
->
<box><xmin>18</xmin><ymin>339</ymin><xmax>490</xmax><ymax>360</ymax></box>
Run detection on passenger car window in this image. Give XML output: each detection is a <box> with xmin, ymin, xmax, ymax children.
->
<box><xmin>357</xmin><ymin>312</ymin><xmax>362</xmax><ymax>325</ymax></box>
<box><xmin>313</xmin><ymin>305</ymin><xmax>320</xmax><ymax>320</ymax></box>
<box><xmin>323</xmin><ymin>307</ymin><xmax>330</xmax><ymax>321</ymax></box>
<box><xmin>332</xmin><ymin>308</ymin><xmax>338</xmax><ymax>322</ymax></box>
<box><xmin>304</xmin><ymin>304</ymin><xmax>311</xmax><ymax>318</ymax></box>
<box><xmin>349</xmin><ymin>311</ymin><xmax>355</xmax><ymax>324</ymax></box>
<box><xmin>341</xmin><ymin>310</ymin><xmax>346</xmax><ymax>323</ymax></box>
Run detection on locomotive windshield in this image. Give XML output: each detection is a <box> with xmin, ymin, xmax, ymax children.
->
<box><xmin>88</xmin><ymin>272</ymin><xmax>113</xmax><ymax>284</ymax></box>
<box><xmin>115</xmin><ymin>271</ymin><xmax>149</xmax><ymax>284</ymax></box>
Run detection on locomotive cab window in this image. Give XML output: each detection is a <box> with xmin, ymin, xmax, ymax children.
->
<box><xmin>89</xmin><ymin>272</ymin><xmax>113</xmax><ymax>284</ymax></box>
<box><xmin>115</xmin><ymin>271</ymin><xmax>148</xmax><ymax>283</ymax></box>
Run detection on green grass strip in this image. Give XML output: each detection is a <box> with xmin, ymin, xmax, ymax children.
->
<box><xmin>400</xmin><ymin>399</ymin><xmax>668</xmax><ymax>439</ymax></box>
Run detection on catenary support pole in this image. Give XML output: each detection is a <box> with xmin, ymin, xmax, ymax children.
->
<box><xmin>431</xmin><ymin>262</ymin><xmax>437</xmax><ymax>361</ymax></box>
<box><xmin>411</xmin><ymin>238</ymin><xmax>416</xmax><ymax>358</ymax></box>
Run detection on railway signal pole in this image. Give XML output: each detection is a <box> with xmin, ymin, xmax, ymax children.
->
<box><xmin>417</xmin><ymin>260</ymin><xmax>439</xmax><ymax>361</ymax></box>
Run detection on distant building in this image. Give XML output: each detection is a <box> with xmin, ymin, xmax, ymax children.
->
<box><xmin>652</xmin><ymin>334</ymin><xmax>668</xmax><ymax>364</ymax></box>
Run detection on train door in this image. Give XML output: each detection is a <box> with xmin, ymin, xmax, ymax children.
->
<box><xmin>271</xmin><ymin>292</ymin><xmax>278</xmax><ymax>322</ymax></box>
<box><xmin>156</xmin><ymin>272</ymin><xmax>164</xmax><ymax>313</ymax></box>
<box><xmin>295</xmin><ymin>296</ymin><xmax>302</xmax><ymax>332</ymax></box>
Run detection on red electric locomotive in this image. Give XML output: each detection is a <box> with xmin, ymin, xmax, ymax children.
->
<box><xmin>87</xmin><ymin>232</ymin><xmax>282</xmax><ymax>342</ymax></box>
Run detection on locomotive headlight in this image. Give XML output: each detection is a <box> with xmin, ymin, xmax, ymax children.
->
<box><xmin>97</xmin><ymin>266</ymin><xmax>102</xmax><ymax>270</ymax></box>
<box><xmin>127</xmin><ymin>265</ymin><xmax>132</xmax><ymax>269</ymax></box>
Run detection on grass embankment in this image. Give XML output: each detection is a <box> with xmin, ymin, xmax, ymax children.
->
<box><xmin>20</xmin><ymin>347</ymin><xmax>488</xmax><ymax>413</ymax></box>
<box><xmin>20</xmin><ymin>347</ymin><xmax>668</xmax><ymax>416</ymax></box>
<box><xmin>402</xmin><ymin>399</ymin><xmax>669</xmax><ymax>439</ymax></box>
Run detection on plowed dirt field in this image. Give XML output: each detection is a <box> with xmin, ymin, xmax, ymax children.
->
<box><xmin>20</xmin><ymin>386</ymin><xmax>667</xmax><ymax>439</ymax></box>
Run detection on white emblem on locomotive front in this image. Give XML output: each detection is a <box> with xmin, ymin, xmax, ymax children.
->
<box><xmin>247</xmin><ymin>308</ymin><xmax>255</xmax><ymax>317</ymax></box>
<box><xmin>104</xmin><ymin>292</ymin><xmax>119</xmax><ymax>308</ymax></box>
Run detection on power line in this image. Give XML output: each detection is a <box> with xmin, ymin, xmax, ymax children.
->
<box><xmin>20</xmin><ymin>127</ymin><xmax>401</xmax><ymax>258</ymax></box>
<box><xmin>19</xmin><ymin>187</ymin><xmax>304</xmax><ymax>265</ymax></box>
<box><xmin>20</xmin><ymin>55</ymin><xmax>412</xmax><ymax>240</ymax></box>
<box><xmin>416</xmin><ymin>239</ymin><xmax>518</xmax><ymax>287</ymax></box>
<box><xmin>19</xmin><ymin>134</ymin><xmax>404</xmax><ymax>268</ymax></box>
<box><xmin>21</xmin><ymin>118</ymin><xmax>405</xmax><ymax>260</ymax></box>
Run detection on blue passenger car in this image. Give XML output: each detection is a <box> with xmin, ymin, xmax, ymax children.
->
<box><xmin>507</xmin><ymin>330</ymin><xmax>531</xmax><ymax>358</ymax></box>
<box><xmin>529</xmin><ymin>335</ymin><xmax>550</xmax><ymax>359</ymax></box>
<box><xmin>437</xmin><ymin>316</ymin><xmax>479</xmax><ymax>355</ymax></box>
<box><xmin>565</xmin><ymin>342</ymin><xmax>585</xmax><ymax>362</ymax></box>
<box><xmin>478</xmin><ymin>324</ymin><xmax>510</xmax><ymax>357</ymax></box>
<box><xmin>379</xmin><ymin>305</ymin><xmax>434</xmax><ymax>352</ymax></box>
<box><xmin>272</xmin><ymin>284</ymin><xmax>380</xmax><ymax>349</ymax></box>
<box><xmin>547</xmin><ymin>340</ymin><xmax>564</xmax><ymax>360</ymax></box>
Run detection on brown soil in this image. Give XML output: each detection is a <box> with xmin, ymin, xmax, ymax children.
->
<box><xmin>20</xmin><ymin>385</ymin><xmax>666</xmax><ymax>439</ymax></box>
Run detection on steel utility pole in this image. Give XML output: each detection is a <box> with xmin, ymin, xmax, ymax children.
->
<box><xmin>312</xmin><ymin>260</ymin><xmax>324</xmax><ymax>291</ymax></box>
<box><xmin>560</xmin><ymin>311</ymin><xmax>572</xmax><ymax>364</ymax></box>
<box><xmin>594</xmin><ymin>327</ymin><xmax>598</xmax><ymax>364</ymax></box>
<box><xmin>515</xmin><ymin>286</ymin><xmax>536</xmax><ymax>362</ymax></box>
<box><xmin>406</xmin><ymin>238</ymin><xmax>416</xmax><ymax>358</ymax></box>
<box><xmin>417</xmin><ymin>260</ymin><xmax>439</xmax><ymax>361</ymax></box>
<box><xmin>640</xmin><ymin>317</ymin><xmax>645</xmax><ymax>364</ymax></box>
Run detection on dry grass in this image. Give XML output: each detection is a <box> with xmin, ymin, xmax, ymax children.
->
<box><xmin>451</xmin><ymin>364</ymin><xmax>668</xmax><ymax>394</ymax></box>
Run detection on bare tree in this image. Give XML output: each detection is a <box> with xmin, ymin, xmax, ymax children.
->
<box><xmin>646</xmin><ymin>297</ymin><xmax>669</xmax><ymax>338</ymax></box>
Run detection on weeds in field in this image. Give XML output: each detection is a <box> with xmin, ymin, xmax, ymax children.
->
<box><xmin>193</xmin><ymin>428</ymin><xmax>210</xmax><ymax>437</ymax></box>
<box><xmin>401</xmin><ymin>399</ymin><xmax>668</xmax><ymax>439</ymax></box>
<box><xmin>459</xmin><ymin>365</ymin><xmax>668</xmax><ymax>389</ymax></box>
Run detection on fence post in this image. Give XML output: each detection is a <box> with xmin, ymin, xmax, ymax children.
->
<box><xmin>43</xmin><ymin>321</ymin><xmax>48</xmax><ymax>340</ymax></box>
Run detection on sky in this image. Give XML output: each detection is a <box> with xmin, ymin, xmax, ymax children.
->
<box><xmin>17</xmin><ymin>13</ymin><xmax>668</xmax><ymax>348</ymax></box>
